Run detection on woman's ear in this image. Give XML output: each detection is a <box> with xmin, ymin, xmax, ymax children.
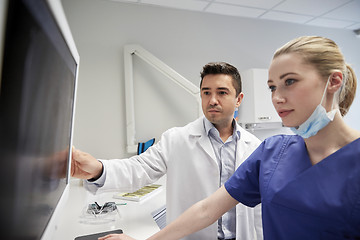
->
<box><xmin>328</xmin><ymin>71</ymin><xmax>343</xmax><ymax>93</ymax></box>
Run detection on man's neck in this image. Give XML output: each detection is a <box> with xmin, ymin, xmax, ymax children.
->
<box><xmin>215</xmin><ymin>120</ymin><xmax>234</xmax><ymax>143</ymax></box>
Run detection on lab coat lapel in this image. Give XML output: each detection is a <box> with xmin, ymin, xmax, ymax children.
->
<box><xmin>189</xmin><ymin>117</ymin><xmax>217</xmax><ymax>164</ymax></box>
<box><xmin>235</xmin><ymin>125</ymin><xmax>255</xmax><ymax>168</ymax></box>
<box><xmin>197</xmin><ymin>134</ymin><xmax>217</xmax><ymax>162</ymax></box>
<box><xmin>235</xmin><ymin>139</ymin><xmax>247</xmax><ymax>168</ymax></box>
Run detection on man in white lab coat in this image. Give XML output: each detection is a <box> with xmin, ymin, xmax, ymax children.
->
<box><xmin>71</xmin><ymin>62</ymin><xmax>263</xmax><ymax>240</ymax></box>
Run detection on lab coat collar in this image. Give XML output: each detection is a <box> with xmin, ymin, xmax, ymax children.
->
<box><xmin>187</xmin><ymin>116</ymin><xmax>258</xmax><ymax>169</ymax></box>
<box><xmin>188</xmin><ymin>117</ymin><xmax>206</xmax><ymax>136</ymax></box>
<box><xmin>188</xmin><ymin>116</ymin><xmax>252</xmax><ymax>143</ymax></box>
<box><xmin>203</xmin><ymin>117</ymin><xmax>241</xmax><ymax>142</ymax></box>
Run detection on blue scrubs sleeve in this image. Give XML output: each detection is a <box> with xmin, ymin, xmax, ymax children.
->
<box><xmin>225</xmin><ymin>135</ymin><xmax>291</xmax><ymax>208</ymax></box>
<box><xmin>225</xmin><ymin>142</ymin><xmax>263</xmax><ymax>207</ymax></box>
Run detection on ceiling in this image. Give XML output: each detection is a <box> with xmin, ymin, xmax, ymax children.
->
<box><xmin>108</xmin><ymin>0</ymin><xmax>360</xmax><ymax>31</ymax></box>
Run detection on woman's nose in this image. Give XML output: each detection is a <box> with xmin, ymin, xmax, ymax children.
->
<box><xmin>273</xmin><ymin>92</ymin><xmax>285</xmax><ymax>104</ymax></box>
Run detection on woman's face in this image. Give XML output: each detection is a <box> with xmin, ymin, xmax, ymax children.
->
<box><xmin>268</xmin><ymin>53</ymin><xmax>327</xmax><ymax>127</ymax></box>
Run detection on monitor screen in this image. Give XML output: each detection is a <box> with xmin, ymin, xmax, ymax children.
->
<box><xmin>0</xmin><ymin>0</ymin><xmax>78</xmax><ymax>239</ymax></box>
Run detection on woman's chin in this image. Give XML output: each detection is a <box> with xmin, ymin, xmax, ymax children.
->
<box><xmin>282</xmin><ymin>122</ymin><xmax>296</xmax><ymax>128</ymax></box>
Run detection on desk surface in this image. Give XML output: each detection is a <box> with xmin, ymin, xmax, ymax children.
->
<box><xmin>55</xmin><ymin>179</ymin><xmax>166</xmax><ymax>240</ymax></box>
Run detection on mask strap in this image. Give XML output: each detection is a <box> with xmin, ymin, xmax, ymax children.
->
<box><xmin>320</xmin><ymin>76</ymin><xmax>331</xmax><ymax>105</ymax></box>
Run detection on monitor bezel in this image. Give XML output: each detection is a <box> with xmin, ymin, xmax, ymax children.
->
<box><xmin>40</xmin><ymin>0</ymin><xmax>79</xmax><ymax>238</ymax></box>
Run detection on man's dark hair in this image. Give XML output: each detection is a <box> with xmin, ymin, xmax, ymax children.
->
<box><xmin>200</xmin><ymin>62</ymin><xmax>242</xmax><ymax>96</ymax></box>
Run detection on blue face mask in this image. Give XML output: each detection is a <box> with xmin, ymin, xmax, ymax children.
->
<box><xmin>290</xmin><ymin>77</ymin><xmax>337</xmax><ymax>138</ymax></box>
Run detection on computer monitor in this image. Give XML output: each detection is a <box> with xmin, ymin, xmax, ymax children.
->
<box><xmin>0</xmin><ymin>0</ymin><xmax>79</xmax><ymax>239</ymax></box>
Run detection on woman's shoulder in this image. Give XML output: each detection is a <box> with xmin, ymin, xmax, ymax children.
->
<box><xmin>263</xmin><ymin>134</ymin><xmax>301</xmax><ymax>145</ymax></box>
<box><xmin>258</xmin><ymin>134</ymin><xmax>304</xmax><ymax>155</ymax></box>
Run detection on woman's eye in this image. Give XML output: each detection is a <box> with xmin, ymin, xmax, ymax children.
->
<box><xmin>285</xmin><ymin>79</ymin><xmax>296</xmax><ymax>86</ymax></box>
<box><xmin>268</xmin><ymin>85</ymin><xmax>276</xmax><ymax>92</ymax></box>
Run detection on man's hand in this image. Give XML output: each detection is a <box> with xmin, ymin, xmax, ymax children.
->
<box><xmin>71</xmin><ymin>147</ymin><xmax>103</xmax><ymax>180</ymax></box>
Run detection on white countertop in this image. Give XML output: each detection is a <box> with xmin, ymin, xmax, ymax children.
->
<box><xmin>54</xmin><ymin>178</ymin><xmax>166</xmax><ymax>240</ymax></box>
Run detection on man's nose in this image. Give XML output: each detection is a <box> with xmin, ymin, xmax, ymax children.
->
<box><xmin>209</xmin><ymin>95</ymin><xmax>218</xmax><ymax>105</ymax></box>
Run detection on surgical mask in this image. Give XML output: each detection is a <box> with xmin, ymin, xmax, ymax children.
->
<box><xmin>290</xmin><ymin>77</ymin><xmax>337</xmax><ymax>138</ymax></box>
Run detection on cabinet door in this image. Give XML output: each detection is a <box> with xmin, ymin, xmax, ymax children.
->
<box><xmin>239</xmin><ymin>69</ymin><xmax>281</xmax><ymax>124</ymax></box>
<box><xmin>253</xmin><ymin>69</ymin><xmax>281</xmax><ymax>123</ymax></box>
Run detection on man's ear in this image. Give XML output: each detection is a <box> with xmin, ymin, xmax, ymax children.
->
<box><xmin>328</xmin><ymin>71</ymin><xmax>343</xmax><ymax>93</ymax></box>
<box><xmin>236</xmin><ymin>92</ymin><xmax>244</xmax><ymax>107</ymax></box>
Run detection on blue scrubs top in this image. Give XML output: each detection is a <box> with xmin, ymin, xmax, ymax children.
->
<box><xmin>225</xmin><ymin>135</ymin><xmax>360</xmax><ymax>239</ymax></box>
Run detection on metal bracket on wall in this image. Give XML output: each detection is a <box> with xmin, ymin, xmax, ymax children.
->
<box><xmin>123</xmin><ymin>44</ymin><xmax>201</xmax><ymax>153</ymax></box>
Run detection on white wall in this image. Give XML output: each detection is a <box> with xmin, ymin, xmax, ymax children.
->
<box><xmin>61</xmin><ymin>0</ymin><xmax>360</xmax><ymax>158</ymax></box>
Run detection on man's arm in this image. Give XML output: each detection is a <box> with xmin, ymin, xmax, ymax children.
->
<box><xmin>71</xmin><ymin>147</ymin><xmax>103</xmax><ymax>180</ymax></box>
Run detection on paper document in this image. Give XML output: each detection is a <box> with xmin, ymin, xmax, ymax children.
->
<box><xmin>113</xmin><ymin>184</ymin><xmax>163</xmax><ymax>202</ymax></box>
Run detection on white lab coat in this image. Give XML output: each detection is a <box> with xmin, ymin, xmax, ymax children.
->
<box><xmin>85</xmin><ymin>117</ymin><xmax>263</xmax><ymax>240</ymax></box>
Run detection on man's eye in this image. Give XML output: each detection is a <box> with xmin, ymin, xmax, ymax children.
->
<box><xmin>219</xmin><ymin>91</ymin><xmax>227</xmax><ymax>95</ymax></box>
<box><xmin>202</xmin><ymin>91</ymin><xmax>210</xmax><ymax>95</ymax></box>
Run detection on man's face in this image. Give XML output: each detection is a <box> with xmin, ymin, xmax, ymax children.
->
<box><xmin>201</xmin><ymin>74</ymin><xmax>243</xmax><ymax>129</ymax></box>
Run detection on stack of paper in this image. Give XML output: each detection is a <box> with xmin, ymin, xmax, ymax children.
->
<box><xmin>113</xmin><ymin>184</ymin><xmax>163</xmax><ymax>202</ymax></box>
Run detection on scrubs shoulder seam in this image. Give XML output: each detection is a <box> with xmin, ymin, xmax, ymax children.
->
<box><xmin>263</xmin><ymin>135</ymin><xmax>292</xmax><ymax>197</ymax></box>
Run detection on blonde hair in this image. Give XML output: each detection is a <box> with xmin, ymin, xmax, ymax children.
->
<box><xmin>273</xmin><ymin>36</ymin><xmax>357</xmax><ymax>116</ymax></box>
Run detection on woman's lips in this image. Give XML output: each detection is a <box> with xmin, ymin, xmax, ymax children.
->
<box><xmin>278</xmin><ymin>109</ymin><xmax>293</xmax><ymax>118</ymax></box>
